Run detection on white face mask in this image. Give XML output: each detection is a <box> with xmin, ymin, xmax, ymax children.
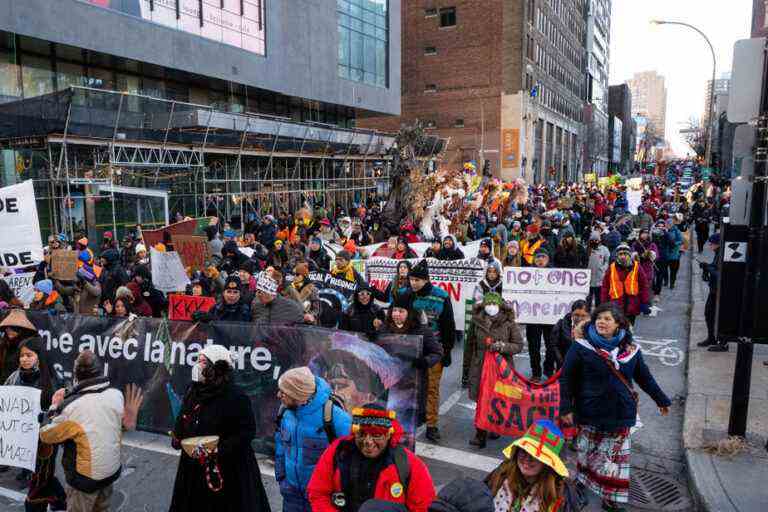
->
<box><xmin>484</xmin><ymin>304</ymin><xmax>500</xmax><ymax>317</ymax></box>
<box><xmin>191</xmin><ymin>363</ymin><xmax>204</xmax><ymax>383</ymax></box>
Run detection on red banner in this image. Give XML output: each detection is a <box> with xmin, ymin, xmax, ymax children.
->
<box><xmin>168</xmin><ymin>294</ymin><xmax>216</xmax><ymax>322</ymax></box>
<box><xmin>141</xmin><ymin>219</ymin><xmax>198</xmax><ymax>250</ymax></box>
<box><xmin>172</xmin><ymin>235</ymin><xmax>209</xmax><ymax>271</ymax></box>
<box><xmin>475</xmin><ymin>352</ymin><xmax>562</xmax><ymax>438</ymax></box>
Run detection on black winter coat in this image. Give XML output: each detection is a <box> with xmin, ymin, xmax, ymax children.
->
<box><xmin>339</xmin><ymin>303</ymin><xmax>385</xmax><ymax>338</ymax></box>
<box><xmin>170</xmin><ymin>383</ymin><xmax>271</xmax><ymax>512</ymax></box>
<box><xmin>209</xmin><ymin>301</ymin><xmax>252</xmax><ymax>322</ymax></box>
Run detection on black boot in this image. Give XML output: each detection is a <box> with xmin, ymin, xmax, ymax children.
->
<box><xmin>426</xmin><ymin>427</ymin><xmax>441</xmax><ymax>442</ymax></box>
<box><xmin>697</xmin><ymin>339</ymin><xmax>715</xmax><ymax>347</ymax></box>
<box><xmin>469</xmin><ymin>429</ymin><xmax>487</xmax><ymax>448</ymax></box>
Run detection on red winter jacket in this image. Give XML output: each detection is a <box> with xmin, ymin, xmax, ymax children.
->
<box><xmin>600</xmin><ymin>263</ymin><xmax>650</xmax><ymax>317</ymax></box>
<box><xmin>307</xmin><ymin>437</ymin><xmax>436</xmax><ymax>512</ymax></box>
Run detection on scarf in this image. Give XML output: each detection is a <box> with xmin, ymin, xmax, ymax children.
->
<box><xmin>587</xmin><ymin>324</ymin><xmax>626</xmax><ymax>352</ymax></box>
<box><xmin>331</xmin><ymin>262</ymin><xmax>356</xmax><ymax>283</ymax></box>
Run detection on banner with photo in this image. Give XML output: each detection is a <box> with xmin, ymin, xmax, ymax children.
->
<box><xmin>502</xmin><ymin>266</ymin><xmax>591</xmax><ymax>325</ymax></box>
<box><xmin>26</xmin><ymin>312</ymin><xmax>422</xmax><ymax>450</ymax></box>
<box><xmin>365</xmin><ymin>257</ymin><xmax>486</xmax><ymax>331</ymax></box>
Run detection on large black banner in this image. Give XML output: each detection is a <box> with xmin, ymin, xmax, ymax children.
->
<box><xmin>26</xmin><ymin>312</ymin><xmax>423</xmax><ymax>450</ymax></box>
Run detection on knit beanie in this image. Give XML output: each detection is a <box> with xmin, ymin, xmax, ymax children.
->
<box><xmin>278</xmin><ymin>367</ymin><xmax>316</xmax><ymax>403</ymax></box>
<box><xmin>482</xmin><ymin>292</ymin><xmax>503</xmax><ymax>306</ymax></box>
<box><xmin>255</xmin><ymin>271</ymin><xmax>278</xmax><ymax>296</ymax></box>
<box><xmin>409</xmin><ymin>259</ymin><xmax>430</xmax><ymax>280</ymax></box>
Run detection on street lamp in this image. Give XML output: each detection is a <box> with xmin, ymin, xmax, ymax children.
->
<box><xmin>650</xmin><ymin>19</ymin><xmax>717</xmax><ymax>168</ymax></box>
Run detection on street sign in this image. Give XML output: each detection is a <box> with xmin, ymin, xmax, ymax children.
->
<box><xmin>727</xmin><ymin>38</ymin><xmax>766</xmax><ymax>123</ymax></box>
<box><xmin>724</xmin><ymin>242</ymin><xmax>747</xmax><ymax>262</ymax></box>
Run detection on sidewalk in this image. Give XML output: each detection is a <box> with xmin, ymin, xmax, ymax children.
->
<box><xmin>683</xmin><ymin>246</ymin><xmax>768</xmax><ymax>512</ymax></box>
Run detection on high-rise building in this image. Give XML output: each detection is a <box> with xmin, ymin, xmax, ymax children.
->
<box><xmin>702</xmin><ymin>73</ymin><xmax>731</xmax><ymax>127</ymax></box>
<box><xmin>357</xmin><ymin>0</ymin><xmax>588</xmax><ymax>184</ymax></box>
<box><xmin>583</xmin><ymin>0</ymin><xmax>612</xmax><ymax>176</ymax></box>
<box><xmin>752</xmin><ymin>0</ymin><xmax>768</xmax><ymax>37</ymax></box>
<box><xmin>626</xmin><ymin>70</ymin><xmax>667</xmax><ymax>141</ymax></box>
<box><xmin>0</xmin><ymin>0</ymin><xmax>408</xmax><ymax>239</ymax></box>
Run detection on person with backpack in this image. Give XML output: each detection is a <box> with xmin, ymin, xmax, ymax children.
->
<box><xmin>308</xmin><ymin>404</ymin><xmax>436</xmax><ymax>512</ymax></box>
<box><xmin>275</xmin><ymin>367</ymin><xmax>352</xmax><ymax>512</ymax></box>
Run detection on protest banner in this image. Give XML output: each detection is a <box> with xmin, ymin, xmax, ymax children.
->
<box><xmin>1</xmin><ymin>272</ymin><xmax>35</xmax><ymax>305</ymax></box>
<box><xmin>168</xmin><ymin>294</ymin><xmax>216</xmax><ymax>321</ymax></box>
<box><xmin>475</xmin><ymin>352</ymin><xmax>561</xmax><ymax>439</ymax></box>
<box><xmin>0</xmin><ymin>180</ymin><xmax>43</xmax><ymax>269</ymax></box>
<box><xmin>502</xmin><ymin>266</ymin><xmax>590</xmax><ymax>324</ymax></box>
<box><xmin>172</xmin><ymin>235</ymin><xmax>209</xmax><ymax>271</ymax></box>
<box><xmin>26</xmin><ymin>312</ymin><xmax>422</xmax><ymax>450</ymax></box>
<box><xmin>365</xmin><ymin>257</ymin><xmax>485</xmax><ymax>330</ymax></box>
<box><xmin>0</xmin><ymin>386</ymin><xmax>41</xmax><ymax>471</ymax></box>
<box><xmin>150</xmin><ymin>248</ymin><xmax>190</xmax><ymax>293</ymax></box>
<box><xmin>50</xmin><ymin>250</ymin><xmax>79</xmax><ymax>281</ymax></box>
<box><xmin>328</xmin><ymin>239</ymin><xmax>482</xmax><ymax>260</ymax></box>
<box><xmin>141</xmin><ymin>218</ymin><xmax>198</xmax><ymax>250</ymax></box>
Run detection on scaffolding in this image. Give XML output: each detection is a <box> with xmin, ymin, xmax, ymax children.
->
<box><xmin>0</xmin><ymin>87</ymin><xmax>446</xmax><ymax>241</ymax></box>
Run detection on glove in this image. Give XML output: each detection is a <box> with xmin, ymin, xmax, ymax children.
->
<box><xmin>441</xmin><ymin>351</ymin><xmax>452</xmax><ymax>368</ymax></box>
<box><xmin>490</xmin><ymin>341</ymin><xmax>505</xmax><ymax>353</ymax></box>
<box><xmin>640</xmin><ymin>303</ymin><xmax>651</xmax><ymax>315</ymax></box>
<box><xmin>412</xmin><ymin>358</ymin><xmax>429</xmax><ymax>370</ymax></box>
<box><xmin>192</xmin><ymin>310</ymin><xmax>211</xmax><ymax>323</ymax></box>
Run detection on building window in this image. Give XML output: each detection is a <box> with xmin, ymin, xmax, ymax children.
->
<box><xmin>337</xmin><ymin>0</ymin><xmax>389</xmax><ymax>88</ymax></box>
<box><xmin>439</xmin><ymin>7</ymin><xmax>456</xmax><ymax>27</ymax></box>
<box><xmin>424</xmin><ymin>8</ymin><xmax>437</xmax><ymax>17</ymax></box>
<box><xmin>424</xmin><ymin>83</ymin><xmax>437</xmax><ymax>93</ymax></box>
<box><xmin>454</xmin><ymin>118</ymin><xmax>464</xmax><ymax>128</ymax></box>
<box><xmin>424</xmin><ymin>46</ymin><xmax>437</xmax><ymax>55</ymax></box>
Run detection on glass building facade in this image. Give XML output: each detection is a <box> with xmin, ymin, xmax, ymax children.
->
<box><xmin>337</xmin><ymin>0</ymin><xmax>389</xmax><ymax>87</ymax></box>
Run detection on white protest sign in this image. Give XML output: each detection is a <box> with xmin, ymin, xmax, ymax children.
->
<box><xmin>0</xmin><ymin>181</ymin><xmax>43</xmax><ymax>269</ymax></box>
<box><xmin>627</xmin><ymin>189</ymin><xmax>643</xmax><ymax>215</ymax></box>
<box><xmin>0</xmin><ymin>272</ymin><xmax>36</xmax><ymax>306</ymax></box>
<box><xmin>150</xmin><ymin>248</ymin><xmax>190</xmax><ymax>293</ymax></box>
<box><xmin>0</xmin><ymin>386</ymin><xmax>41</xmax><ymax>471</ymax></box>
<box><xmin>502</xmin><ymin>267</ymin><xmax>591</xmax><ymax>325</ymax></box>
<box><xmin>365</xmin><ymin>257</ymin><xmax>485</xmax><ymax>330</ymax></box>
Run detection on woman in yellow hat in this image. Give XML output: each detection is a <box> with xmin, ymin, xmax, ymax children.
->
<box><xmin>484</xmin><ymin>419</ymin><xmax>568</xmax><ymax>512</ymax></box>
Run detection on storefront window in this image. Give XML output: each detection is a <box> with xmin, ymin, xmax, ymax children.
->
<box><xmin>0</xmin><ymin>49</ymin><xmax>21</xmax><ymax>99</ymax></box>
<box><xmin>337</xmin><ymin>0</ymin><xmax>388</xmax><ymax>87</ymax></box>
<box><xmin>21</xmin><ymin>54</ymin><xmax>54</xmax><ymax>98</ymax></box>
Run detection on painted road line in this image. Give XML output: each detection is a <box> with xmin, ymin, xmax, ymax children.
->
<box><xmin>0</xmin><ymin>485</ymin><xmax>26</xmax><ymax>502</ymax></box>
<box><xmin>415</xmin><ymin>442</ymin><xmax>501</xmax><ymax>473</ymax></box>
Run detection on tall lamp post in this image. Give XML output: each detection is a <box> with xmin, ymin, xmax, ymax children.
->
<box><xmin>651</xmin><ymin>20</ymin><xmax>716</xmax><ymax>167</ymax></box>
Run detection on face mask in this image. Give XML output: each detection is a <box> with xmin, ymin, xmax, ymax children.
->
<box><xmin>191</xmin><ymin>363</ymin><xmax>204</xmax><ymax>383</ymax></box>
<box><xmin>484</xmin><ymin>304</ymin><xmax>500</xmax><ymax>317</ymax></box>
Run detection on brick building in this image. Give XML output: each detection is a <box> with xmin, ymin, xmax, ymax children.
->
<box><xmin>753</xmin><ymin>0</ymin><xmax>768</xmax><ymax>37</ymax></box>
<box><xmin>357</xmin><ymin>0</ymin><xmax>588</xmax><ymax>184</ymax></box>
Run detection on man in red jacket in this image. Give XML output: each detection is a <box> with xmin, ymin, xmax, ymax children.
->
<box><xmin>308</xmin><ymin>405</ymin><xmax>436</xmax><ymax>512</ymax></box>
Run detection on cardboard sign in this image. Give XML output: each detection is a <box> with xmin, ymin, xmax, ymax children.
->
<box><xmin>0</xmin><ymin>386</ymin><xmax>42</xmax><ymax>471</ymax></box>
<box><xmin>0</xmin><ymin>181</ymin><xmax>44</xmax><ymax>269</ymax></box>
<box><xmin>502</xmin><ymin>267</ymin><xmax>590</xmax><ymax>325</ymax></box>
<box><xmin>50</xmin><ymin>250</ymin><xmax>79</xmax><ymax>281</ymax></box>
<box><xmin>141</xmin><ymin>218</ymin><xmax>198</xmax><ymax>250</ymax></box>
<box><xmin>0</xmin><ymin>272</ymin><xmax>35</xmax><ymax>305</ymax></box>
<box><xmin>168</xmin><ymin>294</ymin><xmax>216</xmax><ymax>321</ymax></box>
<box><xmin>475</xmin><ymin>352</ymin><xmax>562</xmax><ymax>438</ymax></box>
<box><xmin>172</xmin><ymin>235</ymin><xmax>209</xmax><ymax>271</ymax></box>
<box><xmin>150</xmin><ymin>248</ymin><xmax>190</xmax><ymax>293</ymax></box>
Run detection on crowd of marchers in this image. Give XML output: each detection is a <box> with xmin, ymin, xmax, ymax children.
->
<box><xmin>0</xmin><ymin>161</ymin><xmax>731</xmax><ymax>512</ymax></box>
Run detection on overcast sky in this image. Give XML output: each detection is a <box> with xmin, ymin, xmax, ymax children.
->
<box><xmin>609</xmin><ymin>0</ymin><xmax>754</xmax><ymax>156</ymax></box>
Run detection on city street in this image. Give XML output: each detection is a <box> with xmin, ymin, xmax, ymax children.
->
<box><xmin>0</xmin><ymin>254</ymin><xmax>694</xmax><ymax>512</ymax></box>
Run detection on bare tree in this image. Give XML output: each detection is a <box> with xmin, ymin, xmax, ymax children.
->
<box><xmin>681</xmin><ymin>116</ymin><xmax>707</xmax><ymax>159</ymax></box>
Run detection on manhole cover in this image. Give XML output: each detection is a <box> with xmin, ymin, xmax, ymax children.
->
<box><xmin>629</xmin><ymin>469</ymin><xmax>692</xmax><ymax>511</ymax></box>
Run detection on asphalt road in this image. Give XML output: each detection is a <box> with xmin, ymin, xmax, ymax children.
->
<box><xmin>0</xmin><ymin>254</ymin><xmax>694</xmax><ymax>511</ymax></box>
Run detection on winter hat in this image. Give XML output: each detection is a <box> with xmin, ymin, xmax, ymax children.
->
<box><xmin>294</xmin><ymin>262</ymin><xmax>310</xmax><ymax>277</ymax></box>
<box><xmin>239</xmin><ymin>259</ymin><xmax>258</xmax><ymax>275</ymax></box>
<box><xmin>352</xmin><ymin>404</ymin><xmax>397</xmax><ymax>437</ymax></box>
<box><xmin>278</xmin><ymin>367</ymin><xmax>316</xmax><ymax>403</ymax></box>
<box><xmin>506</xmin><ymin>240</ymin><xmax>519</xmax><ymax>250</ymax></box>
<box><xmin>502</xmin><ymin>419</ymin><xmax>568</xmax><ymax>477</ymax></box>
<box><xmin>103</xmin><ymin>231</ymin><xmax>113</xmax><ymax>240</ymax></box>
<box><xmin>409</xmin><ymin>259</ymin><xmax>430</xmax><ymax>280</ymax></box>
<box><xmin>319</xmin><ymin>218</ymin><xmax>331</xmax><ymax>226</ymax></box>
<box><xmin>310</xmin><ymin>236</ymin><xmax>322</xmax><ymax>246</ymax></box>
<box><xmin>115</xmin><ymin>286</ymin><xmax>134</xmax><ymax>302</ymax></box>
<box><xmin>482</xmin><ymin>292</ymin><xmax>503</xmax><ymax>306</ymax></box>
<box><xmin>479</xmin><ymin>238</ymin><xmax>492</xmax><ymax>250</ymax></box>
<box><xmin>78</xmin><ymin>250</ymin><xmax>92</xmax><ymax>263</ymax></box>
<box><xmin>616</xmin><ymin>243</ymin><xmax>632</xmax><ymax>255</ymax></box>
<box><xmin>0</xmin><ymin>309</ymin><xmax>37</xmax><ymax>333</ymax></box>
<box><xmin>223</xmin><ymin>229</ymin><xmax>236</xmax><ymax>239</ymax></box>
<box><xmin>255</xmin><ymin>271</ymin><xmax>278</xmax><ymax>296</ymax></box>
<box><xmin>534</xmin><ymin>247</ymin><xmax>549</xmax><ymax>258</ymax></box>
<box><xmin>100</xmin><ymin>249</ymin><xmax>120</xmax><ymax>264</ymax></box>
<box><xmin>390</xmin><ymin>291</ymin><xmax>413</xmax><ymax>311</ymax></box>
<box><xmin>224</xmin><ymin>274</ymin><xmax>242</xmax><ymax>291</ymax></box>
<box><xmin>199</xmin><ymin>344</ymin><xmax>235</xmax><ymax>368</ymax></box>
<box><xmin>708</xmin><ymin>233</ymin><xmax>721</xmax><ymax>245</ymax></box>
<box><xmin>428</xmin><ymin>477</ymin><xmax>494</xmax><ymax>512</ymax></box>
<box><xmin>336</xmin><ymin>250</ymin><xmax>353</xmax><ymax>261</ymax></box>
<box><xmin>134</xmin><ymin>243</ymin><xmax>147</xmax><ymax>255</ymax></box>
<box><xmin>526</xmin><ymin>224</ymin><xmax>540</xmax><ymax>234</ymax></box>
<box><xmin>34</xmin><ymin>279</ymin><xmax>53</xmax><ymax>296</ymax></box>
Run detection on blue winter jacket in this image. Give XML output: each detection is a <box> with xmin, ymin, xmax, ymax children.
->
<box><xmin>665</xmin><ymin>227</ymin><xmax>683</xmax><ymax>261</ymax></box>
<box><xmin>559</xmin><ymin>335</ymin><xmax>671</xmax><ymax>431</ymax></box>
<box><xmin>275</xmin><ymin>376</ymin><xmax>352</xmax><ymax>505</ymax></box>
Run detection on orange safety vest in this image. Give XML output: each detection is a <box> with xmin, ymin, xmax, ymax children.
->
<box><xmin>521</xmin><ymin>238</ymin><xmax>544</xmax><ymax>264</ymax></box>
<box><xmin>608</xmin><ymin>261</ymin><xmax>640</xmax><ymax>300</ymax></box>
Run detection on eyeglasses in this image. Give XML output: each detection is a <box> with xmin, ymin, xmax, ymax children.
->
<box><xmin>356</xmin><ymin>432</ymin><xmax>387</xmax><ymax>442</ymax></box>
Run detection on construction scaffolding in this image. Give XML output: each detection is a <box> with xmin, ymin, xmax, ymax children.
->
<box><xmin>0</xmin><ymin>87</ymin><xmax>446</xmax><ymax>242</ymax></box>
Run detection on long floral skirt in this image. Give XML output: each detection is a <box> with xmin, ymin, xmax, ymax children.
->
<box><xmin>575</xmin><ymin>425</ymin><xmax>631</xmax><ymax>504</ymax></box>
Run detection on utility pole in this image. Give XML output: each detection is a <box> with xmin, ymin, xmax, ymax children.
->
<box><xmin>728</xmin><ymin>37</ymin><xmax>768</xmax><ymax>437</ymax></box>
